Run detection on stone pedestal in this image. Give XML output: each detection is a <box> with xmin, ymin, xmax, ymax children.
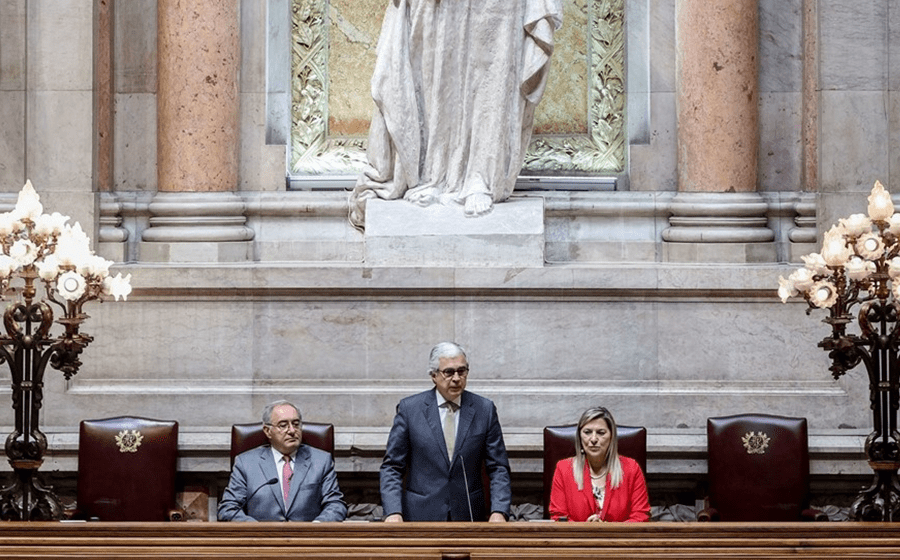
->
<box><xmin>364</xmin><ymin>197</ymin><xmax>545</xmax><ymax>267</ymax></box>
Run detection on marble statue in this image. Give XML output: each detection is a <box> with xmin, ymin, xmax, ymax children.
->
<box><xmin>349</xmin><ymin>0</ymin><xmax>563</xmax><ymax>230</ymax></box>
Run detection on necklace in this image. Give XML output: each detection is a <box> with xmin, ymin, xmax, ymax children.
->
<box><xmin>589</xmin><ymin>466</ymin><xmax>608</xmax><ymax>479</ymax></box>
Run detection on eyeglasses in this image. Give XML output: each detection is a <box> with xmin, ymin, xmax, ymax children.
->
<box><xmin>265</xmin><ymin>420</ymin><xmax>301</xmax><ymax>432</ymax></box>
<box><xmin>435</xmin><ymin>366</ymin><xmax>469</xmax><ymax>379</ymax></box>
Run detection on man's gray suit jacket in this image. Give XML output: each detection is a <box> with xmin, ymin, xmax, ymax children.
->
<box><xmin>218</xmin><ymin>443</ymin><xmax>346</xmax><ymax>522</ymax></box>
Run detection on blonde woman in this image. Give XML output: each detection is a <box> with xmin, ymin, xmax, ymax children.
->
<box><xmin>549</xmin><ymin>407</ymin><xmax>650</xmax><ymax>522</ymax></box>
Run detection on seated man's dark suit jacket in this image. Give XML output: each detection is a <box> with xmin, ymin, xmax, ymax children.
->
<box><xmin>380</xmin><ymin>389</ymin><xmax>512</xmax><ymax>521</ymax></box>
<box><xmin>218</xmin><ymin>443</ymin><xmax>347</xmax><ymax>522</ymax></box>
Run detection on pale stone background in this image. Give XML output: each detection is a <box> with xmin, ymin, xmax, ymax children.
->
<box><xmin>0</xmin><ymin>0</ymin><xmax>896</xmax><ymax>519</ymax></box>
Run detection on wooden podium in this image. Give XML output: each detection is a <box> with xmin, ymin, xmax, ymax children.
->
<box><xmin>0</xmin><ymin>521</ymin><xmax>899</xmax><ymax>559</ymax></box>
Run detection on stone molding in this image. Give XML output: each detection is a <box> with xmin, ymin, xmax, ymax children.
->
<box><xmin>88</xmin><ymin>190</ymin><xmax>828</xmax><ymax>263</ymax></box>
<box><xmin>98</xmin><ymin>192</ymin><xmax>127</xmax><ymax>243</ymax></box>
<box><xmin>662</xmin><ymin>192</ymin><xmax>775</xmax><ymax>243</ymax></box>
<box><xmin>141</xmin><ymin>192</ymin><xmax>254</xmax><ymax>243</ymax></box>
<box><xmin>789</xmin><ymin>192</ymin><xmax>817</xmax><ymax>244</ymax></box>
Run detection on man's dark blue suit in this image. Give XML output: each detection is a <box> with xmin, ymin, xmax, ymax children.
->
<box><xmin>380</xmin><ymin>389</ymin><xmax>512</xmax><ymax>521</ymax></box>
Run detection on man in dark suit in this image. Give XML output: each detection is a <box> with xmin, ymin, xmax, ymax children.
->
<box><xmin>380</xmin><ymin>342</ymin><xmax>512</xmax><ymax>521</ymax></box>
<box><xmin>218</xmin><ymin>400</ymin><xmax>347</xmax><ymax>522</ymax></box>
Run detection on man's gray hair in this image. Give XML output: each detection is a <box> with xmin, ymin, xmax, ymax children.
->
<box><xmin>428</xmin><ymin>342</ymin><xmax>468</xmax><ymax>373</ymax></box>
<box><xmin>261</xmin><ymin>400</ymin><xmax>302</xmax><ymax>425</ymax></box>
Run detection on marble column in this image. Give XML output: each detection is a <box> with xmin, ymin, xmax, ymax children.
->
<box><xmin>143</xmin><ymin>0</ymin><xmax>253</xmax><ymax>262</ymax></box>
<box><xmin>664</xmin><ymin>0</ymin><xmax>774</xmax><ymax>262</ymax></box>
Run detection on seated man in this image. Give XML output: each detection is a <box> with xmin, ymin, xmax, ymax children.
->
<box><xmin>218</xmin><ymin>400</ymin><xmax>347</xmax><ymax>522</ymax></box>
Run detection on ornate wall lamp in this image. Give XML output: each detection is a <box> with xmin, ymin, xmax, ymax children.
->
<box><xmin>779</xmin><ymin>181</ymin><xmax>900</xmax><ymax>521</ymax></box>
<box><xmin>0</xmin><ymin>182</ymin><xmax>131</xmax><ymax>520</ymax></box>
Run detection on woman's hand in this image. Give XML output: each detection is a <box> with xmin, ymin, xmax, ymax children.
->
<box><xmin>586</xmin><ymin>514</ymin><xmax>604</xmax><ymax>522</ymax></box>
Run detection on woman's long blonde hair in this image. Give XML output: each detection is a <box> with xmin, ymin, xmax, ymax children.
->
<box><xmin>572</xmin><ymin>406</ymin><xmax>623</xmax><ymax>491</ymax></box>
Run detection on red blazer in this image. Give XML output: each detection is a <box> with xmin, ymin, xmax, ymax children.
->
<box><xmin>549</xmin><ymin>455</ymin><xmax>650</xmax><ymax>522</ymax></box>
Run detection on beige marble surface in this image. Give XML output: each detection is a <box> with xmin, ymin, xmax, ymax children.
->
<box><xmin>0</xmin><ymin>92</ymin><xmax>25</xmax><ymax>187</ymax></box>
<box><xmin>157</xmin><ymin>0</ymin><xmax>239</xmax><ymax>192</ymax></box>
<box><xmin>28</xmin><ymin>0</ymin><xmax>93</xmax><ymax>91</ymax></box>
<box><xmin>17</xmin><ymin>258</ymin><xmax>868</xmax><ymax>481</ymax></box>
<box><xmin>676</xmin><ymin>0</ymin><xmax>758</xmax><ymax>193</ymax></box>
<box><xmin>0</xmin><ymin>0</ymin><xmax>26</xmax><ymax>91</ymax></box>
<box><xmin>327</xmin><ymin>0</ymin><xmax>383</xmax><ymax>136</ymax></box>
<box><xmin>533</xmin><ymin>0</ymin><xmax>588</xmax><ymax>134</ymax></box>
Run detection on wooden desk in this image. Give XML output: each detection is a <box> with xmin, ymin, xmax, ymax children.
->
<box><xmin>0</xmin><ymin>521</ymin><xmax>899</xmax><ymax>559</ymax></box>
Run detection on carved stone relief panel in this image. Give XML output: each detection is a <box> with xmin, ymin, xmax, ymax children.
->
<box><xmin>290</xmin><ymin>0</ymin><xmax>625</xmax><ymax>176</ymax></box>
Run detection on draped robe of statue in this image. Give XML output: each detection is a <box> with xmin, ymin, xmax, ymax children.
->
<box><xmin>349</xmin><ymin>0</ymin><xmax>563</xmax><ymax>229</ymax></box>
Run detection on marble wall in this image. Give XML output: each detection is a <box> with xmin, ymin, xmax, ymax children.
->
<box><xmin>817</xmin><ymin>0</ymin><xmax>900</xmax><ymax>235</ymax></box>
<box><xmin>0</xmin><ymin>0</ymin><xmax>97</xmax><ymax>239</ymax></box>
<box><xmin>34</xmin><ymin>262</ymin><xmax>870</xmax><ymax>479</ymax></box>
<box><xmin>0</xmin><ymin>1</ymin><xmax>898</xmax><ymax>508</ymax></box>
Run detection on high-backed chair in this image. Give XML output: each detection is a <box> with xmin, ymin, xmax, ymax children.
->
<box><xmin>542</xmin><ymin>424</ymin><xmax>647</xmax><ymax>519</ymax></box>
<box><xmin>700</xmin><ymin>413</ymin><xmax>826</xmax><ymax>521</ymax></box>
<box><xmin>230</xmin><ymin>421</ymin><xmax>334</xmax><ymax>467</ymax></box>
<box><xmin>76</xmin><ymin>416</ymin><xmax>182</xmax><ymax>521</ymax></box>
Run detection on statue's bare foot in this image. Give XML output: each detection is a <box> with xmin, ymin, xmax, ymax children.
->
<box><xmin>404</xmin><ymin>187</ymin><xmax>439</xmax><ymax>207</ymax></box>
<box><xmin>464</xmin><ymin>193</ymin><xmax>493</xmax><ymax>217</ymax></box>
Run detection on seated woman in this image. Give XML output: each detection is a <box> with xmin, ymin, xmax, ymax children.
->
<box><xmin>549</xmin><ymin>407</ymin><xmax>650</xmax><ymax>522</ymax></box>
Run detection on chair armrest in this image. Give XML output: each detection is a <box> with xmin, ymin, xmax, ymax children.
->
<box><xmin>801</xmin><ymin>507</ymin><xmax>828</xmax><ymax>522</ymax></box>
<box><xmin>696</xmin><ymin>507</ymin><xmax>720</xmax><ymax>522</ymax></box>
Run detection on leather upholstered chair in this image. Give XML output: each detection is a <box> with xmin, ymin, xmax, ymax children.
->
<box><xmin>230</xmin><ymin>421</ymin><xmax>334</xmax><ymax>467</ymax></box>
<box><xmin>76</xmin><ymin>416</ymin><xmax>182</xmax><ymax>521</ymax></box>
<box><xmin>699</xmin><ymin>413</ymin><xmax>826</xmax><ymax>521</ymax></box>
<box><xmin>542</xmin><ymin>424</ymin><xmax>647</xmax><ymax>519</ymax></box>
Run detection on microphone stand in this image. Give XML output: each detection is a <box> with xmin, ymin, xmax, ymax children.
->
<box><xmin>458</xmin><ymin>455</ymin><xmax>475</xmax><ymax>522</ymax></box>
<box><xmin>227</xmin><ymin>477</ymin><xmax>278</xmax><ymax>521</ymax></box>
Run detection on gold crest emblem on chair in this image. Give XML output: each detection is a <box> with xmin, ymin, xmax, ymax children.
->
<box><xmin>741</xmin><ymin>431</ymin><xmax>770</xmax><ymax>454</ymax></box>
<box><xmin>115</xmin><ymin>430</ymin><xmax>143</xmax><ymax>453</ymax></box>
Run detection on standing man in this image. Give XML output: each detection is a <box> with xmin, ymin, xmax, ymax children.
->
<box><xmin>218</xmin><ymin>400</ymin><xmax>347</xmax><ymax>522</ymax></box>
<box><xmin>380</xmin><ymin>342</ymin><xmax>512</xmax><ymax>521</ymax></box>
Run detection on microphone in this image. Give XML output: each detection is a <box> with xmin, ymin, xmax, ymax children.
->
<box><xmin>228</xmin><ymin>477</ymin><xmax>278</xmax><ymax>521</ymax></box>
<box><xmin>458</xmin><ymin>455</ymin><xmax>475</xmax><ymax>522</ymax></box>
